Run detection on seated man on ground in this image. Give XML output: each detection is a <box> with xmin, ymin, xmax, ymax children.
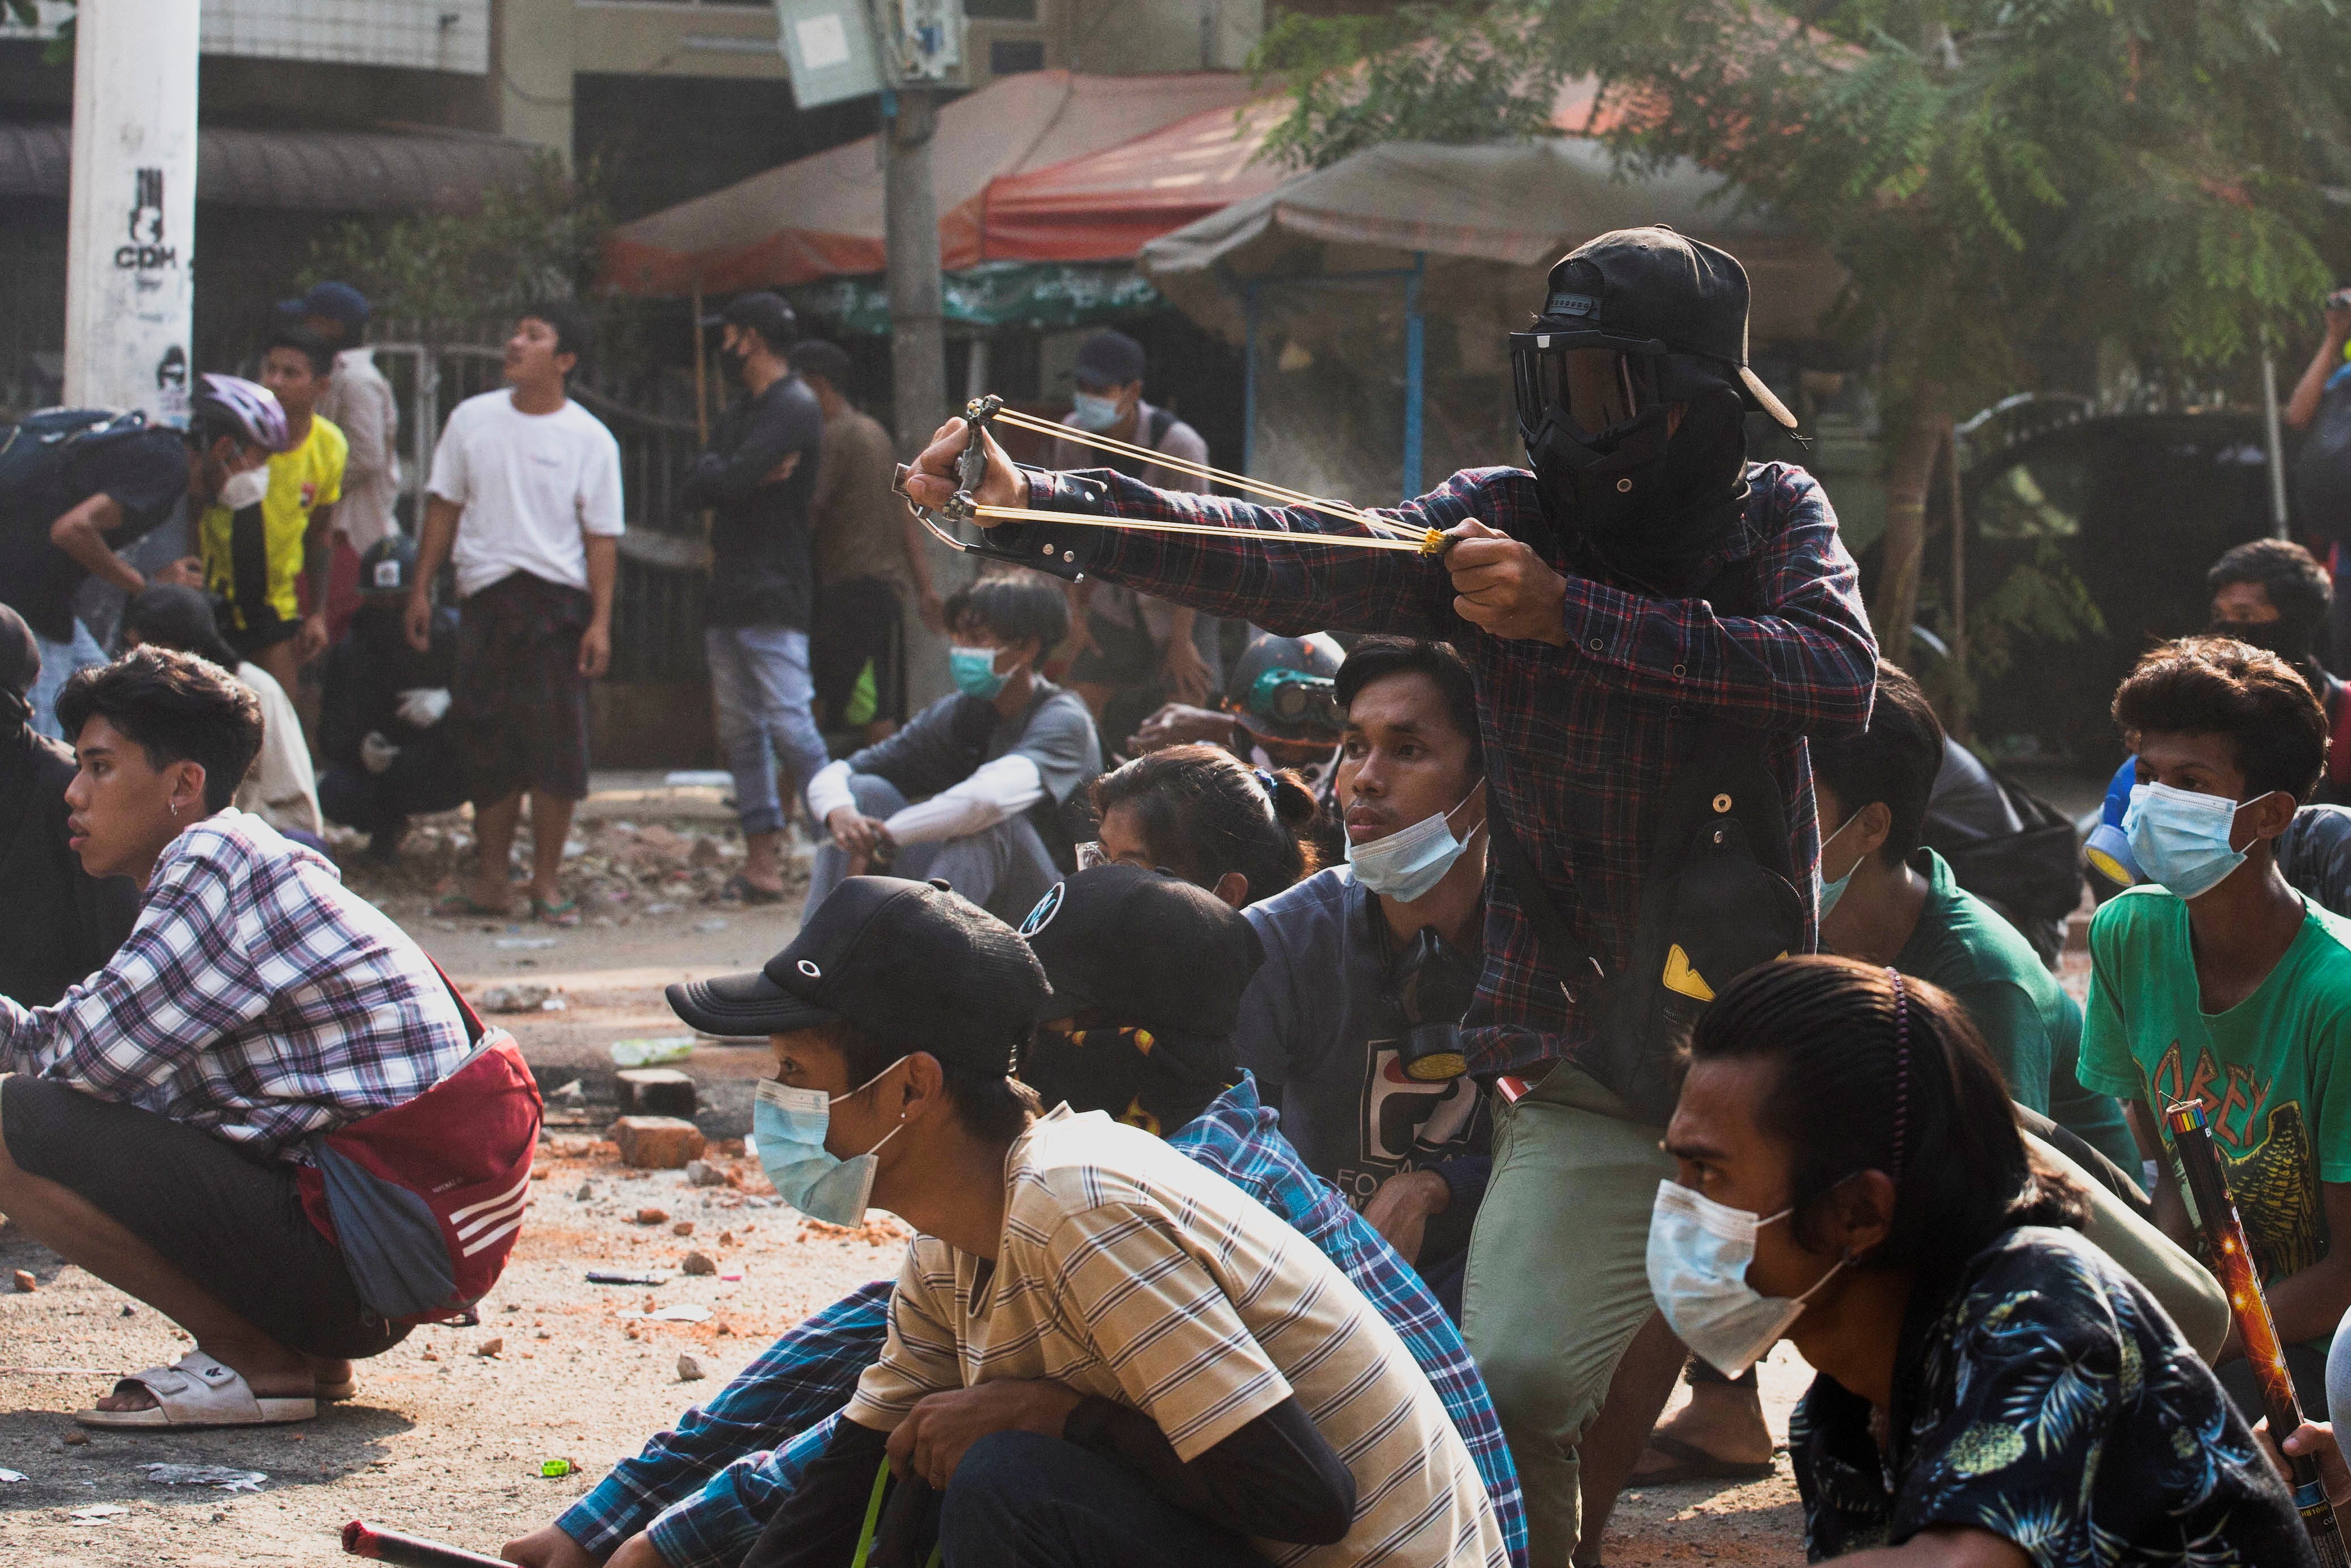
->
<box><xmin>2080</xmin><ymin>634</ymin><xmax>2351</xmax><ymax>1422</ymax></box>
<box><xmin>0</xmin><ymin>648</ymin><xmax>536</xmax><ymax>1427</ymax></box>
<box><xmin>0</xmin><ymin>606</ymin><xmax>138</xmax><ymax>1006</ymax></box>
<box><xmin>120</xmin><ymin>584</ymin><xmax>325</xmax><ymax>847</ymax></box>
<box><xmin>505</xmin><ymin>868</ymin><xmax>1523</xmax><ymax>1568</ymax></box>
<box><xmin>1233</xmin><ymin>637</ymin><xmax>1493</xmax><ymax>1319</ymax></box>
<box><xmin>1663</xmin><ymin>958</ymin><xmax>2312</xmax><ymax>1565</ymax></box>
<box><xmin>731</xmin><ymin>876</ymin><xmax>1506</xmax><ymax>1568</ymax></box>
<box><xmin>1084</xmin><ymin>742</ymin><xmax>1320</xmax><ymax>909</ymax></box>
<box><xmin>804</xmin><ymin>573</ymin><xmax>1101</xmax><ymax>922</ymax></box>
<box><xmin>318</xmin><ymin>534</ymin><xmax>465</xmax><ymax>860</ymax></box>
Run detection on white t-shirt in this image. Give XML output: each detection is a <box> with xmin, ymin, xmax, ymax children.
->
<box><xmin>233</xmin><ymin>661</ymin><xmax>323</xmax><ymax>839</ymax></box>
<box><xmin>426</xmin><ymin>390</ymin><xmax>625</xmax><ymax>598</ymax></box>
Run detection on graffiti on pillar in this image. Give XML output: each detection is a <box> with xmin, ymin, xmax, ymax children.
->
<box><xmin>115</xmin><ymin>167</ymin><xmax>176</xmax><ymax>284</ymax></box>
<box><xmin>155</xmin><ymin>346</ymin><xmax>187</xmax><ymax>394</ymax></box>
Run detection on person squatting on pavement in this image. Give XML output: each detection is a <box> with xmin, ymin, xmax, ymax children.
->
<box><xmin>503</xmin><ymin>869</ymin><xmax>1523</xmax><ymax>1568</ymax></box>
<box><xmin>802</xmin><ymin>573</ymin><xmax>1101</xmax><ymax>924</ymax></box>
<box><xmin>902</xmin><ymin>224</ymin><xmax>1878</xmax><ymax>1563</ymax></box>
<box><xmin>0</xmin><ymin>647</ymin><xmax>539</xmax><ymax>1431</ymax></box>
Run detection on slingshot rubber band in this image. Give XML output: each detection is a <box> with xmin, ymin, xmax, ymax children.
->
<box><xmin>967</xmin><ymin>503</ymin><xmax>1439</xmax><ymax>554</ymax></box>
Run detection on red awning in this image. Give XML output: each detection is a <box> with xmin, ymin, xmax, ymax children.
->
<box><xmin>601</xmin><ymin>70</ymin><xmax>1260</xmax><ymax>296</ymax></box>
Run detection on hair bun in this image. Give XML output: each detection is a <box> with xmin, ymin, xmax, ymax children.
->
<box><xmin>1268</xmin><ymin>769</ymin><xmax>1318</xmax><ymax>829</ymax></box>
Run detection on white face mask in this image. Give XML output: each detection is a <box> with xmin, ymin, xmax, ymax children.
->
<box><xmin>218</xmin><ymin>465</ymin><xmax>270</xmax><ymax>512</ymax></box>
<box><xmin>1646</xmin><ymin>1179</ymin><xmax>1847</xmax><ymax>1378</ymax></box>
<box><xmin>1345</xmin><ymin>785</ymin><xmax>1485</xmax><ymax>902</ymax></box>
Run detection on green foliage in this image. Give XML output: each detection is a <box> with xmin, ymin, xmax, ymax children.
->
<box><xmin>298</xmin><ymin>153</ymin><xmax>615</xmax><ymax>344</ymax></box>
<box><xmin>1252</xmin><ymin>0</ymin><xmax>2351</xmax><ymax>410</ymax></box>
<box><xmin>1914</xmin><ymin>539</ymin><xmax>2106</xmax><ymax>718</ymax></box>
<box><xmin>3</xmin><ymin>0</ymin><xmax>73</xmax><ymax>65</ymax></box>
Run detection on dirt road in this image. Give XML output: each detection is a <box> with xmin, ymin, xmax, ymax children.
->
<box><xmin>0</xmin><ymin>786</ymin><xmax>1808</xmax><ymax>1566</ymax></box>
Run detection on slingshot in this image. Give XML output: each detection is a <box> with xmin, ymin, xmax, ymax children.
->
<box><xmin>894</xmin><ymin>396</ymin><xmax>1453</xmax><ymax>565</ymax></box>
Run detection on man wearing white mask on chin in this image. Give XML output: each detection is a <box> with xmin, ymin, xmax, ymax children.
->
<box><xmin>1232</xmin><ymin>637</ymin><xmax>1492</xmax><ymax>1319</ymax></box>
<box><xmin>2080</xmin><ymin>634</ymin><xmax>2351</xmax><ymax>1423</ymax></box>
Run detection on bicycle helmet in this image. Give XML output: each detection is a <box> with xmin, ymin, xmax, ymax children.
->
<box><xmin>190</xmin><ymin>372</ymin><xmax>293</xmax><ymax>453</ymax></box>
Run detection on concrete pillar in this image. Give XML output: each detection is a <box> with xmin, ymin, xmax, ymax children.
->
<box><xmin>63</xmin><ymin>0</ymin><xmax>198</xmax><ymax>423</ymax></box>
<box><xmin>496</xmin><ymin>0</ymin><xmax>575</xmax><ymax>156</ymax></box>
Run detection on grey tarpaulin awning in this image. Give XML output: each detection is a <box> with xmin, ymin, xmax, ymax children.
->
<box><xmin>0</xmin><ymin>123</ymin><xmax>545</xmax><ymax>212</ymax></box>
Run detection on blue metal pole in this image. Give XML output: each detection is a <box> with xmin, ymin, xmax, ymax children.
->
<box><xmin>1244</xmin><ymin>281</ymin><xmax>1260</xmax><ymax>480</ymax></box>
<box><xmin>1402</xmin><ymin>252</ymin><xmax>1425</xmax><ymax>501</ymax></box>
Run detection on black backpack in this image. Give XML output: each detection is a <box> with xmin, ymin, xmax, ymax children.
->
<box><xmin>0</xmin><ymin>407</ymin><xmax>150</xmax><ymax>511</ymax></box>
<box><xmin>947</xmin><ymin>690</ymin><xmax>1090</xmax><ymax>873</ymax></box>
<box><xmin>1485</xmin><ymin>558</ymin><xmax>1806</xmax><ymax>1121</ymax></box>
<box><xmin>1922</xmin><ymin>770</ymin><xmax>2082</xmax><ymax>970</ymax></box>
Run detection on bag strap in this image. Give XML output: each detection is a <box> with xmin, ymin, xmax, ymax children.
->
<box><xmin>1481</xmin><ymin>548</ymin><xmax>1772</xmax><ymax>1002</ymax></box>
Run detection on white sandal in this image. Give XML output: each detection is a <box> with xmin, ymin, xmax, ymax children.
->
<box><xmin>73</xmin><ymin>1351</ymin><xmax>318</xmax><ymax>1429</ymax></box>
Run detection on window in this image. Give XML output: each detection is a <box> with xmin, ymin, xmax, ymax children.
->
<box><xmin>990</xmin><ymin>38</ymin><xmax>1046</xmax><ymax>73</ymax></box>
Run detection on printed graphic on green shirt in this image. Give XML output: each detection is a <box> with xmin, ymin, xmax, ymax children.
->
<box><xmin>2079</xmin><ymin>886</ymin><xmax>2351</xmax><ymax>1287</ymax></box>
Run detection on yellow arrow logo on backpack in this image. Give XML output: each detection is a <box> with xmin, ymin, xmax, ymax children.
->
<box><xmin>1662</xmin><ymin>944</ymin><xmax>1714</xmax><ymax>1002</ymax></box>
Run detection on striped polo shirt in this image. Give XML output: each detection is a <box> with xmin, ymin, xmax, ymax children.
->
<box><xmin>843</xmin><ymin>1108</ymin><xmax>1507</xmax><ymax>1568</ymax></box>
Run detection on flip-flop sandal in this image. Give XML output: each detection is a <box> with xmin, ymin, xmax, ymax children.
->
<box><xmin>314</xmin><ymin>1373</ymin><xmax>356</xmax><ymax>1402</ymax></box>
<box><xmin>532</xmin><ymin>896</ymin><xmax>582</xmax><ymax>928</ymax></box>
<box><xmin>433</xmin><ymin>890</ymin><xmax>515</xmax><ymax>919</ymax></box>
<box><xmin>75</xmin><ymin>1352</ymin><xmax>317</xmax><ymax>1430</ymax></box>
<box><xmin>724</xmin><ymin>873</ymin><xmax>788</xmax><ymax>906</ymax></box>
<box><xmin>1629</xmin><ymin>1434</ymin><xmax>1776</xmax><ymax>1485</ymax></box>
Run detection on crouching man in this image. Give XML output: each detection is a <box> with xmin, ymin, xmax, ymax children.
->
<box><xmin>0</xmin><ymin>648</ymin><xmax>538</xmax><ymax>1428</ymax></box>
<box><xmin>633</xmin><ymin>874</ymin><xmax>1501</xmax><ymax>1568</ymax></box>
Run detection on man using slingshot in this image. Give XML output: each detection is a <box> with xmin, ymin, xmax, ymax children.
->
<box><xmin>901</xmin><ymin>226</ymin><xmax>1878</xmax><ymax>1566</ymax></box>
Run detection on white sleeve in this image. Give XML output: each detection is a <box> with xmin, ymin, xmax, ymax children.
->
<box><xmin>884</xmin><ymin>754</ymin><xmax>1045</xmax><ymax>846</ymax></box>
<box><xmin>425</xmin><ymin>403</ymin><xmax>470</xmax><ymax>505</ymax></box>
<box><xmin>579</xmin><ymin>423</ymin><xmax>626</xmax><ymax>537</ymax></box>
<box><xmin>804</xmin><ymin>759</ymin><xmax>856</xmax><ymax>823</ymax></box>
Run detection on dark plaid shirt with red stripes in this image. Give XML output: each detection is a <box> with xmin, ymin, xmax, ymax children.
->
<box><xmin>1005</xmin><ymin>460</ymin><xmax>1879</xmax><ymax>1081</ymax></box>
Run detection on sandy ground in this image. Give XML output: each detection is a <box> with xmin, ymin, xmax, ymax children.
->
<box><xmin>0</xmin><ymin>776</ymin><xmax>1818</xmax><ymax>1566</ymax></box>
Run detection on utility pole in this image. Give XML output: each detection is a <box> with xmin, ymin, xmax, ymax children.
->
<box><xmin>882</xmin><ymin>84</ymin><xmax>949</xmax><ymax>453</ymax></box>
<box><xmin>64</xmin><ymin>0</ymin><xmax>199</xmax><ymax>424</ymax></box>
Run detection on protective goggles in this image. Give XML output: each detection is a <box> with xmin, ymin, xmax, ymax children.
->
<box><xmin>1240</xmin><ymin>669</ymin><xmax>1340</xmax><ymax>732</ymax></box>
<box><xmin>1508</xmin><ymin>334</ymin><xmax>1662</xmax><ymax>439</ymax></box>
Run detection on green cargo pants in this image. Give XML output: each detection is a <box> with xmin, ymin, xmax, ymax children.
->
<box><xmin>1461</xmin><ymin>1065</ymin><xmax>1675</xmax><ymax>1568</ymax></box>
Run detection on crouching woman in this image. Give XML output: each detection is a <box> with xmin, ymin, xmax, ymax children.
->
<box><xmin>0</xmin><ymin>648</ymin><xmax>537</xmax><ymax>1430</ymax></box>
<box><xmin>1654</xmin><ymin>955</ymin><xmax>2315</xmax><ymax>1566</ymax></box>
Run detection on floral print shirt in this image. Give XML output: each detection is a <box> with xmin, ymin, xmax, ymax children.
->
<box><xmin>1791</xmin><ymin>1226</ymin><xmax>2315</xmax><ymax>1566</ymax></box>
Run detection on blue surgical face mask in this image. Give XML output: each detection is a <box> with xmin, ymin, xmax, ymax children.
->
<box><xmin>1070</xmin><ymin>391</ymin><xmax>1122</xmax><ymax>432</ymax></box>
<box><xmin>950</xmin><ymin>644</ymin><xmax>1010</xmax><ymax>700</ymax></box>
<box><xmin>1815</xmin><ymin>809</ymin><xmax>1868</xmax><ymax>918</ymax></box>
<box><xmin>2122</xmin><ymin>781</ymin><xmax>2252</xmax><ymax>901</ymax></box>
<box><xmin>1647</xmin><ymin>1179</ymin><xmax>1846</xmax><ymax>1378</ymax></box>
<box><xmin>749</xmin><ymin>1061</ymin><xmax>907</xmax><ymax>1226</ymax></box>
<box><xmin>1345</xmin><ymin>785</ymin><xmax>1484</xmax><ymax>902</ymax></box>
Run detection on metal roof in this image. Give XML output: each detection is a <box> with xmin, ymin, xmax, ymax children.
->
<box><xmin>0</xmin><ymin>122</ymin><xmax>544</xmax><ymax>212</ymax></box>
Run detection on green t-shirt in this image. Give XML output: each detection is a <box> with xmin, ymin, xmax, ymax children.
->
<box><xmin>2080</xmin><ymin>884</ymin><xmax>2351</xmax><ymax>1285</ymax></box>
<box><xmin>1894</xmin><ymin>850</ymin><xmax>2137</xmax><ymax>1172</ymax></box>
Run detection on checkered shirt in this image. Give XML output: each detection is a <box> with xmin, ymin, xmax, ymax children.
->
<box><xmin>0</xmin><ymin>811</ymin><xmax>473</xmax><ymax>1159</ymax></box>
<box><xmin>1004</xmin><ymin>461</ymin><xmax>1879</xmax><ymax>1078</ymax></box>
<box><xmin>562</xmin><ymin>1075</ymin><xmax>1529</xmax><ymax>1568</ymax></box>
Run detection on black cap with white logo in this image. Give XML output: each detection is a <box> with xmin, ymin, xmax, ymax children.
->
<box><xmin>665</xmin><ymin>877</ymin><xmax>1049</xmax><ymax>1073</ymax></box>
<box><xmin>1017</xmin><ymin>864</ymin><xmax>1264</xmax><ymax>1040</ymax></box>
<box><xmin>1525</xmin><ymin>225</ymin><xmax>1796</xmax><ymax>428</ymax></box>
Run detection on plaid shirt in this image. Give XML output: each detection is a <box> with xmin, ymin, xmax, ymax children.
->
<box><xmin>1007</xmin><ymin>461</ymin><xmax>1878</xmax><ymax>1078</ymax></box>
<box><xmin>562</xmin><ymin>1075</ymin><xmax>1529</xmax><ymax>1568</ymax></box>
<box><xmin>0</xmin><ymin>811</ymin><xmax>472</xmax><ymax>1159</ymax></box>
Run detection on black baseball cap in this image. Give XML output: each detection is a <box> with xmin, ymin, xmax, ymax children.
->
<box><xmin>279</xmin><ymin>281</ymin><xmax>369</xmax><ymax>334</ymax></box>
<box><xmin>1523</xmin><ymin>226</ymin><xmax>1796</xmax><ymax>428</ymax></box>
<box><xmin>1073</xmin><ymin>329</ymin><xmax>1147</xmax><ymax>390</ymax></box>
<box><xmin>1016</xmin><ymin>865</ymin><xmax>1264</xmax><ymax>1040</ymax></box>
<box><xmin>666</xmin><ymin>877</ymin><xmax>1049</xmax><ymax>1073</ymax></box>
<box><xmin>704</xmin><ymin>292</ymin><xmax>798</xmax><ymax>348</ymax></box>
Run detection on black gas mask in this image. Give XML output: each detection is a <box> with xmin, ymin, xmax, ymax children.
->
<box><xmin>1511</xmin><ymin>334</ymin><xmax>1752</xmax><ymax>588</ymax></box>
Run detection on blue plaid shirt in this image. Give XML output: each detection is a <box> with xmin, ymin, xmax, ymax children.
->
<box><xmin>559</xmin><ymin>1075</ymin><xmax>1528</xmax><ymax>1568</ymax></box>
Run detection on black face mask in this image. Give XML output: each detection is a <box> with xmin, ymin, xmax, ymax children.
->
<box><xmin>1521</xmin><ymin>382</ymin><xmax>1751</xmax><ymax>590</ymax></box>
<box><xmin>2210</xmin><ymin>617</ymin><xmax>2318</xmax><ymax>667</ymax></box>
